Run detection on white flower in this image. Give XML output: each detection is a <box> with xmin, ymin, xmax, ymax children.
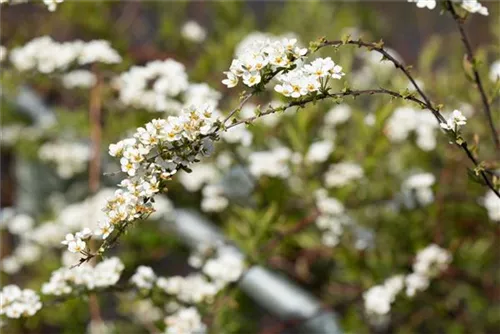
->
<box><xmin>413</xmin><ymin>244</ymin><xmax>451</xmax><ymax>277</ymax></box>
<box><xmin>489</xmin><ymin>60</ymin><xmax>500</xmax><ymax>82</ymax></box>
<box><xmin>131</xmin><ymin>266</ymin><xmax>157</xmax><ymax>290</ymax></box>
<box><xmin>363</xmin><ymin>285</ymin><xmax>393</xmax><ymax>315</ymax></box>
<box><xmin>164</xmin><ymin>307</ymin><xmax>207</xmax><ymax>334</ymax></box>
<box><xmin>62</xmin><ymin>70</ymin><xmax>96</xmax><ymax>89</ymax></box>
<box><xmin>482</xmin><ymin>190</ymin><xmax>500</xmax><ymax>221</ymax></box>
<box><xmin>78</xmin><ymin>40</ymin><xmax>122</xmax><ymax>65</ymax></box>
<box><xmin>94</xmin><ymin>221</ymin><xmax>114</xmax><ymax>239</ymax></box>
<box><xmin>242</xmin><ymin>71</ymin><xmax>261</xmax><ymax>87</ymax></box>
<box><xmin>324</xmin><ymin>162</ymin><xmax>364</xmax><ymax>188</ymax></box>
<box><xmin>325</xmin><ymin>104</ymin><xmax>352</xmax><ymax>126</ymax></box>
<box><xmin>0</xmin><ymin>45</ymin><xmax>6</xmax><ymax>62</ymax></box>
<box><xmin>405</xmin><ymin>273</ymin><xmax>430</xmax><ymax>297</ymax></box>
<box><xmin>461</xmin><ymin>0</ymin><xmax>488</xmax><ymax>16</ymax></box>
<box><xmin>201</xmin><ymin>185</ymin><xmax>228</xmax><ymax>213</ymax></box>
<box><xmin>0</xmin><ymin>285</ymin><xmax>42</xmax><ymax>318</ymax></box>
<box><xmin>42</xmin><ymin>257</ymin><xmax>124</xmax><ymax>295</ymax></box>
<box><xmin>67</xmin><ymin>238</ymin><xmax>86</xmax><ymax>253</ymax></box>
<box><xmin>7</xmin><ymin>214</ymin><xmax>34</xmax><ymax>235</ymax></box>
<box><xmin>440</xmin><ymin>109</ymin><xmax>467</xmax><ymax>131</ymax></box>
<box><xmin>407</xmin><ymin>0</ymin><xmax>436</xmax><ymax>9</ymax></box>
<box><xmin>39</xmin><ymin>141</ymin><xmax>91</xmax><ymax>179</ymax></box>
<box><xmin>43</xmin><ymin>0</ymin><xmax>64</xmax><ymax>11</ymax></box>
<box><xmin>305</xmin><ymin>140</ymin><xmax>334</xmax><ymax>164</ymax></box>
<box><xmin>222</xmin><ymin>71</ymin><xmax>239</xmax><ymax>88</ymax></box>
<box><xmin>249</xmin><ymin>147</ymin><xmax>291</xmax><ymax>178</ymax></box>
<box><xmin>181</xmin><ymin>20</ymin><xmax>207</xmax><ymax>43</ymax></box>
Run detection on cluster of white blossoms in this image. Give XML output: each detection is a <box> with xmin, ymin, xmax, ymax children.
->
<box><xmin>164</xmin><ymin>307</ymin><xmax>206</xmax><ymax>334</ymax></box>
<box><xmin>324</xmin><ymin>104</ymin><xmax>352</xmax><ymax>127</ymax></box>
<box><xmin>440</xmin><ymin>109</ymin><xmax>467</xmax><ymax>132</ymax></box>
<box><xmin>117</xmin><ymin>62</ymin><xmax>221</xmax><ymax>113</ymax></box>
<box><xmin>201</xmin><ymin>184</ymin><xmax>229</xmax><ymax>213</ymax></box>
<box><xmin>41</xmin><ymin>257</ymin><xmax>124</xmax><ymax>296</ymax></box>
<box><xmin>181</xmin><ymin>20</ymin><xmax>207</xmax><ymax>43</ymax></box>
<box><xmin>0</xmin><ymin>285</ymin><xmax>42</xmax><ymax>319</ymax></box>
<box><xmin>402</xmin><ymin>173</ymin><xmax>436</xmax><ymax>206</ymax></box>
<box><xmin>0</xmin><ymin>45</ymin><xmax>6</xmax><ymax>62</ymax></box>
<box><xmin>363</xmin><ymin>275</ymin><xmax>405</xmax><ymax>316</ymax></box>
<box><xmin>248</xmin><ymin>146</ymin><xmax>292</xmax><ymax>178</ymax></box>
<box><xmin>407</xmin><ymin>0</ymin><xmax>488</xmax><ymax>15</ymax></box>
<box><xmin>385</xmin><ymin>107</ymin><xmax>438</xmax><ymax>151</ymax></box>
<box><xmin>116</xmin><ymin>59</ymin><xmax>189</xmax><ymax>112</ymax></box>
<box><xmin>38</xmin><ymin>141</ymin><xmax>91</xmax><ymax>179</ymax></box>
<box><xmin>9</xmin><ymin>36</ymin><xmax>121</xmax><ymax>73</ymax></box>
<box><xmin>407</xmin><ymin>0</ymin><xmax>437</xmax><ymax>10</ymax></box>
<box><xmin>363</xmin><ymin>244</ymin><xmax>451</xmax><ymax>316</ymax></box>
<box><xmin>222</xmin><ymin>37</ymin><xmax>308</xmax><ymax>88</ymax></box>
<box><xmin>324</xmin><ymin>162</ymin><xmax>364</xmax><ymax>188</ymax></box>
<box><xmin>274</xmin><ymin>57</ymin><xmax>345</xmax><ymax>98</ymax></box>
<box><xmin>61</xmin><ymin>70</ymin><xmax>97</xmax><ymax>89</ymax></box>
<box><xmin>129</xmin><ymin>246</ymin><xmax>243</xmax><ymax>333</ymax></box>
<box><xmin>61</xmin><ymin>105</ymin><xmax>218</xmax><ymax>257</ymax></box>
<box><xmin>482</xmin><ymin>190</ymin><xmax>500</xmax><ymax>221</ymax></box>
<box><xmin>314</xmin><ymin>189</ymin><xmax>351</xmax><ymax>247</ymax></box>
<box><xmin>0</xmin><ymin>211</ymin><xmax>42</xmax><ymax>274</ymax></box>
<box><xmin>0</xmin><ymin>0</ymin><xmax>63</xmax><ymax>11</ymax></box>
<box><xmin>305</xmin><ymin>140</ymin><xmax>334</xmax><ymax>164</ymax></box>
<box><xmin>490</xmin><ymin>60</ymin><xmax>500</xmax><ymax>81</ymax></box>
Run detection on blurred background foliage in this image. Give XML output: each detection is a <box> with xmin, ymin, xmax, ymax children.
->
<box><xmin>1</xmin><ymin>1</ymin><xmax>499</xmax><ymax>333</ymax></box>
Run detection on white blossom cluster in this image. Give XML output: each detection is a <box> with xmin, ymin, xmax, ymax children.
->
<box><xmin>129</xmin><ymin>246</ymin><xmax>243</xmax><ymax>333</ymax></box>
<box><xmin>324</xmin><ymin>162</ymin><xmax>364</xmax><ymax>188</ymax></box>
<box><xmin>402</xmin><ymin>173</ymin><xmax>436</xmax><ymax>206</ymax></box>
<box><xmin>61</xmin><ymin>105</ymin><xmax>217</xmax><ymax>256</ymax></box>
<box><xmin>440</xmin><ymin>109</ymin><xmax>467</xmax><ymax>132</ymax></box>
<box><xmin>385</xmin><ymin>107</ymin><xmax>438</xmax><ymax>151</ymax></box>
<box><xmin>0</xmin><ymin>285</ymin><xmax>42</xmax><ymax>319</ymax></box>
<box><xmin>10</xmin><ymin>36</ymin><xmax>121</xmax><ymax>73</ymax></box>
<box><xmin>482</xmin><ymin>190</ymin><xmax>500</xmax><ymax>221</ymax></box>
<box><xmin>164</xmin><ymin>307</ymin><xmax>206</xmax><ymax>334</ymax></box>
<box><xmin>0</xmin><ymin>211</ymin><xmax>42</xmax><ymax>274</ymax></box>
<box><xmin>363</xmin><ymin>275</ymin><xmax>404</xmax><ymax>316</ymax></box>
<box><xmin>305</xmin><ymin>140</ymin><xmax>334</xmax><ymax>164</ymax></box>
<box><xmin>315</xmin><ymin>189</ymin><xmax>351</xmax><ymax>247</ymax></box>
<box><xmin>324</xmin><ymin>104</ymin><xmax>352</xmax><ymax>127</ymax></box>
<box><xmin>201</xmin><ymin>184</ymin><xmax>229</xmax><ymax>213</ymax></box>
<box><xmin>178</xmin><ymin>164</ymin><xmax>228</xmax><ymax>213</ymax></box>
<box><xmin>38</xmin><ymin>141</ymin><xmax>91</xmax><ymax>179</ymax></box>
<box><xmin>363</xmin><ymin>244</ymin><xmax>451</xmax><ymax>316</ymax></box>
<box><xmin>248</xmin><ymin>146</ymin><xmax>292</xmax><ymax>178</ymax></box>
<box><xmin>117</xmin><ymin>59</ymin><xmax>189</xmax><ymax>112</ymax></box>
<box><xmin>0</xmin><ymin>124</ymin><xmax>44</xmax><ymax>146</ymax></box>
<box><xmin>61</xmin><ymin>70</ymin><xmax>97</xmax><ymax>89</ymax></box>
<box><xmin>0</xmin><ymin>45</ymin><xmax>6</xmax><ymax>62</ymax></box>
<box><xmin>407</xmin><ymin>0</ymin><xmax>488</xmax><ymax>15</ymax></box>
<box><xmin>274</xmin><ymin>57</ymin><xmax>345</xmax><ymax>98</ymax></box>
<box><xmin>490</xmin><ymin>60</ymin><xmax>500</xmax><ymax>82</ymax></box>
<box><xmin>0</xmin><ymin>0</ymin><xmax>63</xmax><ymax>11</ymax></box>
<box><xmin>117</xmin><ymin>62</ymin><xmax>221</xmax><ymax>114</ymax></box>
<box><xmin>41</xmin><ymin>257</ymin><xmax>124</xmax><ymax>295</ymax></box>
<box><xmin>181</xmin><ymin>20</ymin><xmax>207</xmax><ymax>43</ymax></box>
<box><xmin>222</xmin><ymin>37</ymin><xmax>308</xmax><ymax>88</ymax></box>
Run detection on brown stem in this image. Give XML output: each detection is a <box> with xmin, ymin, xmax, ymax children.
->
<box><xmin>445</xmin><ymin>0</ymin><xmax>500</xmax><ymax>150</ymax></box>
<box><xmin>89</xmin><ymin>70</ymin><xmax>103</xmax><ymax>194</ymax></box>
<box><xmin>88</xmin><ymin>67</ymin><xmax>104</xmax><ymax>323</ymax></box>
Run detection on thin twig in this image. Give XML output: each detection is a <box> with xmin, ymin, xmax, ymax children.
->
<box><xmin>445</xmin><ymin>0</ymin><xmax>500</xmax><ymax>150</ymax></box>
<box><xmin>318</xmin><ymin>38</ymin><xmax>499</xmax><ymax>198</ymax></box>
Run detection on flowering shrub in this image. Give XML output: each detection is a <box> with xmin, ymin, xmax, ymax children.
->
<box><xmin>1</xmin><ymin>1</ymin><xmax>499</xmax><ymax>333</ymax></box>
